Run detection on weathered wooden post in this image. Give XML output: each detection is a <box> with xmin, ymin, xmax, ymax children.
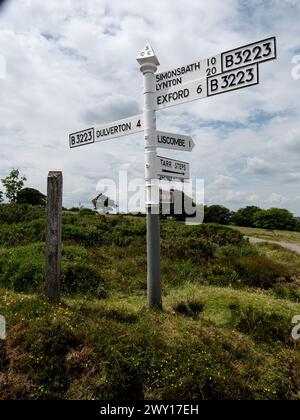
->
<box><xmin>45</xmin><ymin>171</ymin><xmax>63</xmax><ymax>302</ymax></box>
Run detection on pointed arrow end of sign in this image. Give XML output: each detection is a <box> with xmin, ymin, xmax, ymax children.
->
<box><xmin>137</xmin><ymin>43</ymin><xmax>160</xmax><ymax>66</ymax></box>
<box><xmin>190</xmin><ymin>138</ymin><xmax>196</xmax><ymax>151</ymax></box>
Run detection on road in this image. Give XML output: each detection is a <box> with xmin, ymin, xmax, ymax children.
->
<box><xmin>247</xmin><ymin>236</ymin><xmax>300</xmax><ymax>255</ymax></box>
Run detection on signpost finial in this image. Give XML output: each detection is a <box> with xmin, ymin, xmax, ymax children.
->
<box><xmin>137</xmin><ymin>43</ymin><xmax>160</xmax><ymax>66</ymax></box>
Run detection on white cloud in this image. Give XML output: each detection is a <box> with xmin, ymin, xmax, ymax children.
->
<box><xmin>242</xmin><ymin>157</ymin><xmax>276</xmax><ymax>176</ymax></box>
<box><xmin>267</xmin><ymin>192</ymin><xmax>285</xmax><ymax>204</ymax></box>
<box><xmin>210</xmin><ymin>175</ymin><xmax>239</xmax><ymax>189</ymax></box>
<box><xmin>0</xmin><ymin>0</ymin><xmax>299</xmax><ymax>213</ymax></box>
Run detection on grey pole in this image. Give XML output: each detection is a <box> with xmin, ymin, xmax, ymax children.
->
<box><xmin>137</xmin><ymin>44</ymin><xmax>162</xmax><ymax>310</ymax></box>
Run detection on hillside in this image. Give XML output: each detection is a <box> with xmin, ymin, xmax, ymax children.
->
<box><xmin>0</xmin><ymin>205</ymin><xmax>299</xmax><ymax>400</ymax></box>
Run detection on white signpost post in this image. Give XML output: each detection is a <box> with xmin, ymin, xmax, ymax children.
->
<box><xmin>69</xmin><ymin>37</ymin><xmax>277</xmax><ymax>310</ymax></box>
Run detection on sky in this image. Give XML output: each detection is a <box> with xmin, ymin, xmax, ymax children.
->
<box><xmin>0</xmin><ymin>0</ymin><xmax>300</xmax><ymax>213</ymax></box>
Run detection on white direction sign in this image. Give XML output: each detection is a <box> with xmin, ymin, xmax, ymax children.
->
<box><xmin>155</xmin><ymin>63</ymin><xmax>259</xmax><ymax>110</ymax></box>
<box><xmin>155</xmin><ymin>78</ymin><xmax>207</xmax><ymax>110</ymax></box>
<box><xmin>156</xmin><ymin>37</ymin><xmax>276</xmax><ymax>94</ymax></box>
<box><xmin>156</xmin><ymin>131</ymin><xmax>195</xmax><ymax>152</ymax></box>
<box><xmin>69</xmin><ymin>114</ymin><xmax>144</xmax><ymax>148</ymax></box>
<box><xmin>157</xmin><ymin>155</ymin><xmax>190</xmax><ymax>180</ymax></box>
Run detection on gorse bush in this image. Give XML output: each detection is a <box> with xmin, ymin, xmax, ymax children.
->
<box><xmin>232</xmin><ymin>256</ymin><xmax>293</xmax><ymax>289</ymax></box>
<box><xmin>194</xmin><ymin>224</ymin><xmax>244</xmax><ymax>246</ymax></box>
<box><xmin>0</xmin><ymin>204</ymin><xmax>44</xmax><ymax>225</ymax></box>
<box><xmin>0</xmin><ymin>243</ymin><xmax>44</xmax><ymax>292</ymax></box>
<box><xmin>236</xmin><ymin>306</ymin><xmax>294</xmax><ymax>347</ymax></box>
<box><xmin>173</xmin><ymin>300</ymin><xmax>204</xmax><ymax>319</ymax></box>
<box><xmin>204</xmin><ymin>263</ymin><xmax>241</xmax><ymax>288</ymax></box>
<box><xmin>0</xmin><ymin>243</ymin><xmax>107</xmax><ymax>297</ymax></box>
<box><xmin>62</xmin><ymin>263</ymin><xmax>106</xmax><ymax>298</ymax></box>
<box><xmin>162</xmin><ymin>237</ymin><xmax>215</xmax><ymax>260</ymax></box>
<box><xmin>0</xmin><ymin>219</ymin><xmax>45</xmax><ymax>247</ymax></box>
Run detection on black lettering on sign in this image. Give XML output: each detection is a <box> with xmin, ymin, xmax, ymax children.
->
<box><xmin>208</xmin><ymin>64</ymin><xmax>259</xmax><ymax>97</ymax></box>
<box><xmin>221</xmin><ymin>37</ymin><xmax>276</xmax><ymax>72</ymax></box>
<box><xmin>157</xmin><ymin>88</ymin><xmax>190</xmax><ymax>107</ymax></box>
<box><xmin>157</xmin><ymin>134</ymin><xmax>186</xmax><ymax>148</ymax></box>
<box><xmin>69</xmin><ymin>128</ymin><xmax>95</xmax><ymax>148</ymax></box>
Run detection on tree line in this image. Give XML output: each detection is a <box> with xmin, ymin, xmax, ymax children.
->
<box><xmin>162</xmin><ymin>191</ymin><xmax>300</xmax><ymax>232</ymax></box>
<box><xmin>0</xmin><ymin>169</ymin><xmax>46</xmax><ymax>206</ymax></box>
<box><xmin>203</xmin><ymin>204</ymin><xmax>300</xmax><ymax>231</ymax></box>
<box><xmin>1</xmin><ymin>170</ymin><xmax>299</xmax><ymax>232</ymax></box>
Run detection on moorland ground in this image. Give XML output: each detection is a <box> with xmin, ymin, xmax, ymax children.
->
<box><xmin>0</xmin><ymin>205</ymin><xmax>299</xmax><ymax>400</ymax></box>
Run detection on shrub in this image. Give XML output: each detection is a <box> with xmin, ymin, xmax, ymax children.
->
<box><xmin>0</xmin><ymin>219</ymin><xmax>45</xmax><ymax>247</ymax></box>
<box><xmin>0</xmin><ymin>244</ymin><xmax>45</xmax><ymax>292</ymax></box>
<box><xmin>0</xmin><ymin>204</ymin><xmax>44</xmax><ymax>224</ymax></box>
<box><xmin>216</xmin><ymin>241</ymin><xmax>258</xmax><ymax>258</ymax></box>
<box><xmin>173</xmin><ymin>300</ymin><xmax>204</xmax><ymax>319</ymax></box>
<box><xmin>162</xmin><ymin>237</ymin><xmax>215</xmax><ymax>260</ymax></box>
<box><xmin>204</xmin><ymin>263</ymin><xmax>241</xmax><ymax>287</ymax></box>
<box><xmin>253</xmin><ymin>208</ymin><xmax>297</xmax><ymax>231</ymax></box>
<box><xmin>195</xmin><ymin>224</ymin><xmax>244</xmax><ymax>246</ymax></box>
<box><xmin>236</xmin><ymin>306</ymin><xmax>294</xmax><ymax>347</ymax></box>
<box><xmin>62</xmin><ymin>225</ymin><xmax>103</xmax><ymax>247</ymax></box>
<box><xmin>16</xmin><ymin>188</ymin><xmax>46</xmax><ymax>206</ymax></box>
<box><xmin>272</xmin><ymin>283</ymin><xmax>300</xmax><ymax>303</ymax></box>
<box><xmin>102</xmin><ymin>308</ymin><xmax>138</xmax><ymax>324</ymax></box>
<box><xmin>62</xmin><ymin>263</ymin><xmax>106</xmax><ymax>298</ymax></box>
<box><xmin>232</xmin><ymin>256</ymin><xmax>293</xmax><ymax>289</ymax></box>
<box><xmin>204</xmin><ymin>205</ymin><xmax>232</xmax><ymax>225</ymax></box>
<box><xmin>110</xmin><ymin>222</ymin><xmax>146</xmax><ymax>246</ymax></box>
<box><xmin>232</xmin><ymin>206</ymin><xmax>261</xmax><ymax>227</ymax></box>
<box><xmin>79</xmin><ymin>208</ymin><xmax>96</xmax><ymax>216</ymax></box>
<box><xmin>10</xmin><ymin>262</ymin><xmax>44</xmax><ymax>293</ymax></box>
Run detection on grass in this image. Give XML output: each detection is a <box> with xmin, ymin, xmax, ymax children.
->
<box><xmin>0</xmin><ymin>207</ymin><xmax>300</xmax><ymax>400</ymax></box>
<box><xmin>0</xmin><ymin>286</ymin><xmax>299</xmax><ymax>400</ymax></box>
<box><xmin>233</xmin><ymin>225</ymin><xmax>300</xmax><ymax>245</ymax></box>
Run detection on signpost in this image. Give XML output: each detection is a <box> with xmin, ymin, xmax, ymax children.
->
<box><xmin>157</xmin><ymin>156</ymin><xmax>190</xmax><ymax>180</ymax></box>
<box><xmin>155</xmin><ymin>37</ymin><xmax>276</xmax><ymax>93</ymax></box>
<box><xmin>69</xmin><ymin>37</ymin><xmax>277</xmax><ymax>310</ymax></box>
<box><xmin>69</xmin><ymin>115</ymin><xmax>144</xmax><ymax>148</ymax></box>
<box><xmin>155</xmin><ymin>63</ymin><xmax>259</xmax><ymax>110</ymax></box>
<box><xmin>156</xmin><ymin>131</ymin><xmax>194</xmax><ymax>152</ymax></box>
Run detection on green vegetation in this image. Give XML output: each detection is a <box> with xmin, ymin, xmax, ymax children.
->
<box><xmin>253</xmin><ymin>208</ymin><xmax>297</xmax><ymax>231</ymax></box>
<box><xmin>204</xmin><ymin>205</ymin><xmax>232</xmax><ymax>225</ymax></box>
<box><xmin>203</xmin><ymin>204</ymin><xmax>300</xmax><ymax>232</ymax></box>
<box><xmin>1</xmin><ymin>169</ymin><xmax>27</xmax><ymax>204</ymax></box>
<box><xmin>16</xmin><ymin>188</ymin><xmax>46</xmax><ymax>206</ymax></box>
<box><xmin>233</xmin><ymin>225</ymin><xmax>300</xmax><ymax>245</ymax></box>
<box><xmin>0</xmin><ymin>206</ymin><xmax>299</xmax><ymax>400</ymax></box>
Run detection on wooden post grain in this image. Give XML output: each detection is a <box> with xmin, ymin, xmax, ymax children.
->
<box><xmin>45</xmin><ymin>171</ymin><xmax>63</xmax><ymax>302</ymax></box>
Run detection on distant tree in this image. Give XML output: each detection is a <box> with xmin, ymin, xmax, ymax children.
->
<box><xmin>253</xmin><ymin>208</ymin><xmax>297</xmax><ymax>231</ymax></box>
<box><xmin>294</xmin><ymin>219</ymin><xmax>300</xmax><ymax>232</ymax></box>
<box><xmin>17</xmin><ymin>188</ymin><xmax>46</xmax><ymax>206</ymax></box>
<box><xmin>1</xmin><ymin>169</ymin><xmax>27</xmax><ymax>204</ymax></box>
<box><xmin>204</xmin><ymin>205</ymin><xmax>232</xmax><ymax>225</ymax></box>
<box><xmin>0</xmin><ymin>190</ymin><xmax>3</xmax><ymax>203</ymax></box>
<box><xmin>232</xmin><ymin>206</ymin><xmax>261</xmax><ymax>227</ymax></box>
